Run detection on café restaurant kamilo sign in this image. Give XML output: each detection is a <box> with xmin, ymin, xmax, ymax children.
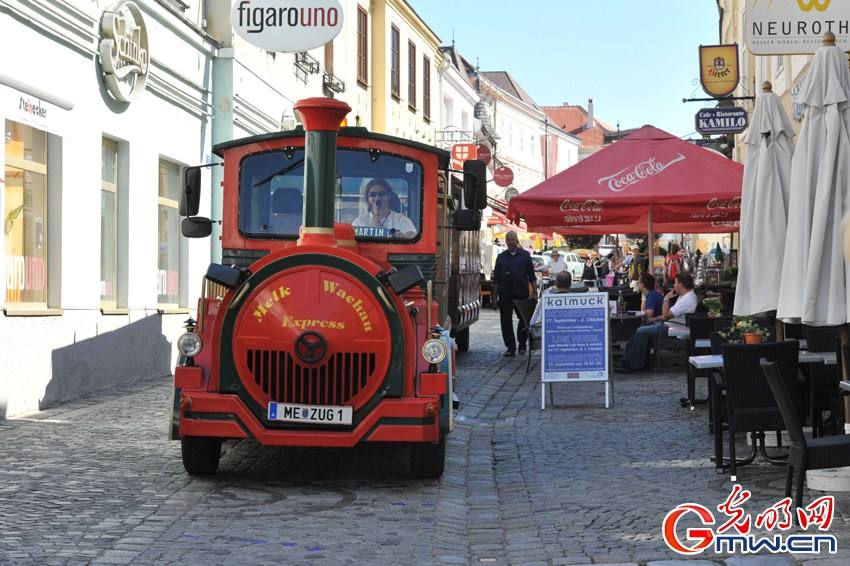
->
<box><xmin>232</xmin><ymin>0</ymin><xmax>344</xmax><ymax>53</ymax></box>
<box><xmin>695</xmin><ymin>107</ymin><xmax>749</xmax><ymax>135</ymax></box>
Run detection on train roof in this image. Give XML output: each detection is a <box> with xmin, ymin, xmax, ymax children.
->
<box><xmin>213</xmin><ymin>127</ymin><xmax>451</xmax><ymax>168</ymax></box>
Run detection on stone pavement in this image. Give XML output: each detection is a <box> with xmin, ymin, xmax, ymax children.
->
<box><xmin>1</xmin><ymin>309</ymin><xmax>849</xmax><ymax>565</ymax></box>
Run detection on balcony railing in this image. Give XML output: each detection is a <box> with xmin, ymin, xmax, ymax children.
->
<box><xmin>323</xmin><ymin>72</ymin><xmax>345</xmax><ymax>94</ymax></box>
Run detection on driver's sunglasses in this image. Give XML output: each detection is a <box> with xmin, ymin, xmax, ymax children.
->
<box><xmin>368</xmin><ymin>191</ymin><xmax>387</xmax><ymax>198</ymax></box>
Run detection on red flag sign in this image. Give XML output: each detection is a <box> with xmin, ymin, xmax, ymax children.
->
<box><xmin>451</xmin><ymin>143</ymin><xmax>477</xmax><ymax>171</ymax></box>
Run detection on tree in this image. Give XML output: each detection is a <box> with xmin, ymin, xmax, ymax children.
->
<box><xmin>562</xmin><ymin>235</ymin><xmax>600</xmax><ymax>250</ymax></box>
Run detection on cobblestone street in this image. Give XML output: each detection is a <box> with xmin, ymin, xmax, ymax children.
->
<box><xmin>2</xmin><ymin>310</ymin><xmax>850</xmax><ymax>565</ymax></box>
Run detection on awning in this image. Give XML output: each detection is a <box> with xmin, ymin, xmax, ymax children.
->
<box><xmin>507</xmin><ymin>125</ymin><xmax>744</xmax><ymax>234</ymax></box>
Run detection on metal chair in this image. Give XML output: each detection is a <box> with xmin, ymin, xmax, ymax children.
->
<box><xmin>761</xmin><ymin>359</ymin><xmax>850</xmax><ymax>507</ymax></box>
<box><xmin>513</xmin><ymin>298</ymin><xmax>540</xmax><ymax>375</ymax></box>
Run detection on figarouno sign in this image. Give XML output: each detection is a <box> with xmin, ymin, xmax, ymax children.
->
<box><xmin>746</xmin><ymin>0</ymin><xmax>850</xmax><ymax>54</ymax></box>
<box><xmin>99</xmin><ymin>1</ymin><xmax>149</xmax><ymax>103</ymax></box>
<box><xmin>232</xmin><ymin>0</ymin><xmax>344</xmax><ymax>52</ymax></box>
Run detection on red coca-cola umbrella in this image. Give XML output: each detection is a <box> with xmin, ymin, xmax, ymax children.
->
<box><xmin>507</xmin><ymin>125</ymin><xmax>743</xmax><ymax>238</ymax></box>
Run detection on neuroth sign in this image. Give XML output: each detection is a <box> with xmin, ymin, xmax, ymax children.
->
<box><xmin>746</xmin><ymin>0</ymin><xmax>850</xmax><ymax>54</ymax></box>
<box><xmin>232</xmin><ymin>0</ymin><xmax>344</xmax><ymax>52</ymax></box>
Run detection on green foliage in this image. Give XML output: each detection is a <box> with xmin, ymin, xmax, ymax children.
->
<box><xmin>721</xmin><ymin>266</ymin><xmax>738</xmax><ymax>281</ymax></box>
<box><xmin>562</xmin><ymin>235</ymin><xmax>600</xmax><ymax>250</ymax></box>
<box><xmin>721</xmin><ymin>317</ymin><xmax>768</xmax><ymax>343</ymax></box>
<box><xmin>702</xmin><ymin>297</ymin><xmax>723</xmax><ymax>314</ymax></box>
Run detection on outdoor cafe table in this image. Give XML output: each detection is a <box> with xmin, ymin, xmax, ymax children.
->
<box><xmin>689</xmin><ymin>351</ymin><xmax>837</xmax><ymax>369</ymax></box>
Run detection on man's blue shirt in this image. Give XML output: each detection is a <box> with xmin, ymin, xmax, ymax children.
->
<box><xmin>493</xmin><ymin>248</ymin><xmax>535</xmax><ymax>297</ymax></box>
<box><xmin>645</xmin><ymin>289</ymin><xmax>663</xmax><ymax>316</ymax></box>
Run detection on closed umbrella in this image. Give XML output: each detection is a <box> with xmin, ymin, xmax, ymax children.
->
<box><xmin>777</xmin><ymin>32</ymin><xmax>850</xmax><ymax>326</ymax></box>
<box><xmin>734</xmin><ymin>81</ymin><xmax>795</xmax><ymax>316</ymax></box>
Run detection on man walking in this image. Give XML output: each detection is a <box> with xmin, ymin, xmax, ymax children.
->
<box><xmin>493</xmin><ymin>231</ymin><xmax>536</xmax><ymax>357</ymax></box>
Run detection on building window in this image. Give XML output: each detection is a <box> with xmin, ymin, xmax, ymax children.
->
<box><xmin>4</xmin><ymin>120</ymin><xmax>48</xmax><ymax>306</ymax></box>
<box><xmin>390</xmin><ymin>26</ymin><xmax>400</xmax><ymax>99</ymax></box>
<box><xmin>101</xmin><ymin>138</ymin><xmax>119</xmax><ymax>308</ymax></box>
<box><xmin>423</xmin><ymin>55</ymin><xmax>431</xmax><ymax>121</ymax></box>
<box><xmin>158</xmin><ymin>160</ymin><xmax>180</xmax><ymax>306</ymax></box>
<box><xmin>357</xmin><ymin>7</ymin><xmax>368</xmax><ymax>86</ymax></box>
<box><xmin>408</xmin><ymin>41</ymin><xmax>416</xmax><ymax>111</ymax></box>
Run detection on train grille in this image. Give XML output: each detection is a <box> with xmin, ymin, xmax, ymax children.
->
<box><xmin>246</xmin><ymin>350</ymin><xmax>377</xmax><ymax>406</ymax></box>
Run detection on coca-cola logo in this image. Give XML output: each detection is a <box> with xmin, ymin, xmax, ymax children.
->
<box><xmin>597</xmin><ymin>153</ymin><xmax>686</xmax><ymax>192</ymax></box>
<box><xmin>559</xmin><ymin>199</ymin><xmax>604</xmax><ymax>212</ymax></box>
<box><xmin>707</xmin><ymin>197</ymin><xmax>741</xmax><ymax>210</ymax></box>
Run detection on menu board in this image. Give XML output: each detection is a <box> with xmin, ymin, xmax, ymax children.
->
<box><xmin>541</xmin><ymin>291</ymin><xmax>609</xmax><ymax>383</ymax></box>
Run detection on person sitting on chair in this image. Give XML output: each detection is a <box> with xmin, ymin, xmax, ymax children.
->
<box><xmin>352</xmin><ymin>178</ymin><xmax>416</xmax><ymax>238</ymax></box>
<box><xmin>529</xmin><ymin>271</ymin><xmax>573</xmax><ymax>328</ymax></box>
<box><xmin>617</xmin><ymin>272</ymin><xmax>697</xmax><ymax>372</ymax></box>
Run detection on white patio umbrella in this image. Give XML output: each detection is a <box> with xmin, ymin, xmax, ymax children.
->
<box><xmin>734</xmin><ymin>81</ymin><xmax>795</xmax><ymax>316</ymax></box>
<box><xmin>777</xmin><ymin>33</ymin><xmax>850</xmax><ymax>326</ymax></box>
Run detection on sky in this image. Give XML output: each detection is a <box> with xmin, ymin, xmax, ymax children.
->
<box><xmin>409</xmin><ymin>0</ymin><xmax>720</xmax><ymax>139</ymax></box>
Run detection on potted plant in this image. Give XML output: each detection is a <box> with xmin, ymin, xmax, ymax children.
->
<box><xmin>702</xmin><ymin>297</ymin><xmax>723</xmax><ymax>318</ymax></box>
<box><xmin>721</xmin><ymin>317</ymin><xmax>768</xmax><ymax>344</ymax></box>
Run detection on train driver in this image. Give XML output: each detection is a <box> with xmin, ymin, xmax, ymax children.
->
<box><xmin>352</xmin><ymin>178</ymin><xmax>416</xmax><ymax>239</ymax></box>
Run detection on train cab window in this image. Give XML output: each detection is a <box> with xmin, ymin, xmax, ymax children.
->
<box><xmin>239</xmin><ymin>148</ymin><xmax>422</xmax><ymax>241</ymax></box>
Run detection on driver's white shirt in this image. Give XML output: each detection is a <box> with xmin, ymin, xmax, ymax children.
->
<box><xmin>352</xmin><ymin>211</ymin><xmax>416</xmax><ymax>234</ymax></box>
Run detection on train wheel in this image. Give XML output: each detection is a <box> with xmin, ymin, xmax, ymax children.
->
<box><xmin>410</xmin><ymin>436</ymin><xmax>446</xmax><ymax>479</ymax></box>
<box><xmin>454</xmin><ymin>327</ymin><xmax>470</xmax><ymax>352</ymax></box>
<box><xmin>181</xmin><ymin>437</ymin><xmax>222</xmax><ymax>475</ymax></box>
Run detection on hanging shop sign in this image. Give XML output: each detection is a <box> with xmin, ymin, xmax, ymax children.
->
<box><xmin>450</xmin><ymin>143</ymin><xmax>477</xmax><ymax>171</ymax></box>
<box><xmin>476</xmin><ymin>143</ymin><xmax>492</xmax><ymax>166</ymax></box>
<box><xmin>494</xmin><ymin>166</ymin><xmax>514</xmax><ymax>188</ymax></box>
<box><xmin>699</xmin><ymin>45</ymin><xmax>739</xmax><ymax>98</ymax></box>
<box><xmin>695</xmin><ymin>107</ymin><xmax>749</xmax><ymax>135</ymax></box>
<box><xmin>99</xmin><ymin>1</ymin><xmax>149</xmax><ymax>103</ymax></box>
<box><xmin>746</xmin><ymin>0</ymin><xmax>850</xmax><ymax>54</ymax></box>
<box><xmin>231</xmin><ymin>0</ymin><xmax>344</xmax><ymax>53</ymax></box>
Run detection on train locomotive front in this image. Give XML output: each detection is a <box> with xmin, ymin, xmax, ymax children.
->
<box><xmin>170</xmin><ymin>98</ymin><xmax>484</xmax><ymax>478</ymax></box>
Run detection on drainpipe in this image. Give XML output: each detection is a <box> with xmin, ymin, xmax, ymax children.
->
<box><xmin>210</xmin><ymin>47</ymin><xmax>233</xmax><ymax>263</ymax></box>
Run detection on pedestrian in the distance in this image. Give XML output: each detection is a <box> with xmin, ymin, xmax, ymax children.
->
<box><xmin>492</xmin><ymin>231</ymin><xmax>536</xmax><ymax>357</ymax></box>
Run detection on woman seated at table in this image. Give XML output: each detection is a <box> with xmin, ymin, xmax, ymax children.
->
<box><xmin>639</xmin><ymin>273</ymin><xmax>664</xmax><ymax>322</ymax></box>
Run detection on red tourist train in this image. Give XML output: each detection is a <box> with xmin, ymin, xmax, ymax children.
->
<box><xmin>169</xmin><ymin>98</ymin><xmax>486</xmax><ymax>477</ymax></box>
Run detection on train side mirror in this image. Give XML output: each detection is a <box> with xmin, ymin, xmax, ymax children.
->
<box><xmin>453</xmin><ymin>209</ymin><xmax>481</xmax><ymax>231</ymax></box>
<box><xmin>463</xmin><ymin>159</ymin><xmax>487</xmax><ymax>211</ymax></box>
<box><xmin>181</xmin><ymin>216</ymin><xmax>213</xmax><ymax>238</ymax></box>
<box><xmin>180</xmin><ymin>166</ymin><xmax>203</xmax><ymax>216</ymax></box>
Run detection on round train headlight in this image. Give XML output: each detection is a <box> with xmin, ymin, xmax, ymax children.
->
<box><xmin>177</xmin><ymin>332</ymin><xmax>203</xmax><ymax>358</ymax></box>
<box><xmin>422</xmin><ymin>339</ymin><xmax>448</xmax><ymax>365</ymax></box>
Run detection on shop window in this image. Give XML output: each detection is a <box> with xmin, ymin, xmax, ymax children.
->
<box><xmin>4</xmin><ymin>121</ymin><xmax>48</xmax><ymax>307</ymax></box>
<box><xmin>158</xmin><ymin>159</ymin><xmax>181</xmax><ymax>306</ymax></box>
<box><xmin>101</xmin><ymin>138</ymin><xmax>119</xmax><ymax>308</ymax></box>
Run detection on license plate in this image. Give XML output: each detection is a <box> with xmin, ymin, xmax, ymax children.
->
<box><xmin>268</xmin><ymin>402</ymin><xmax>353</xmax><ymax>425</ymax></box>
